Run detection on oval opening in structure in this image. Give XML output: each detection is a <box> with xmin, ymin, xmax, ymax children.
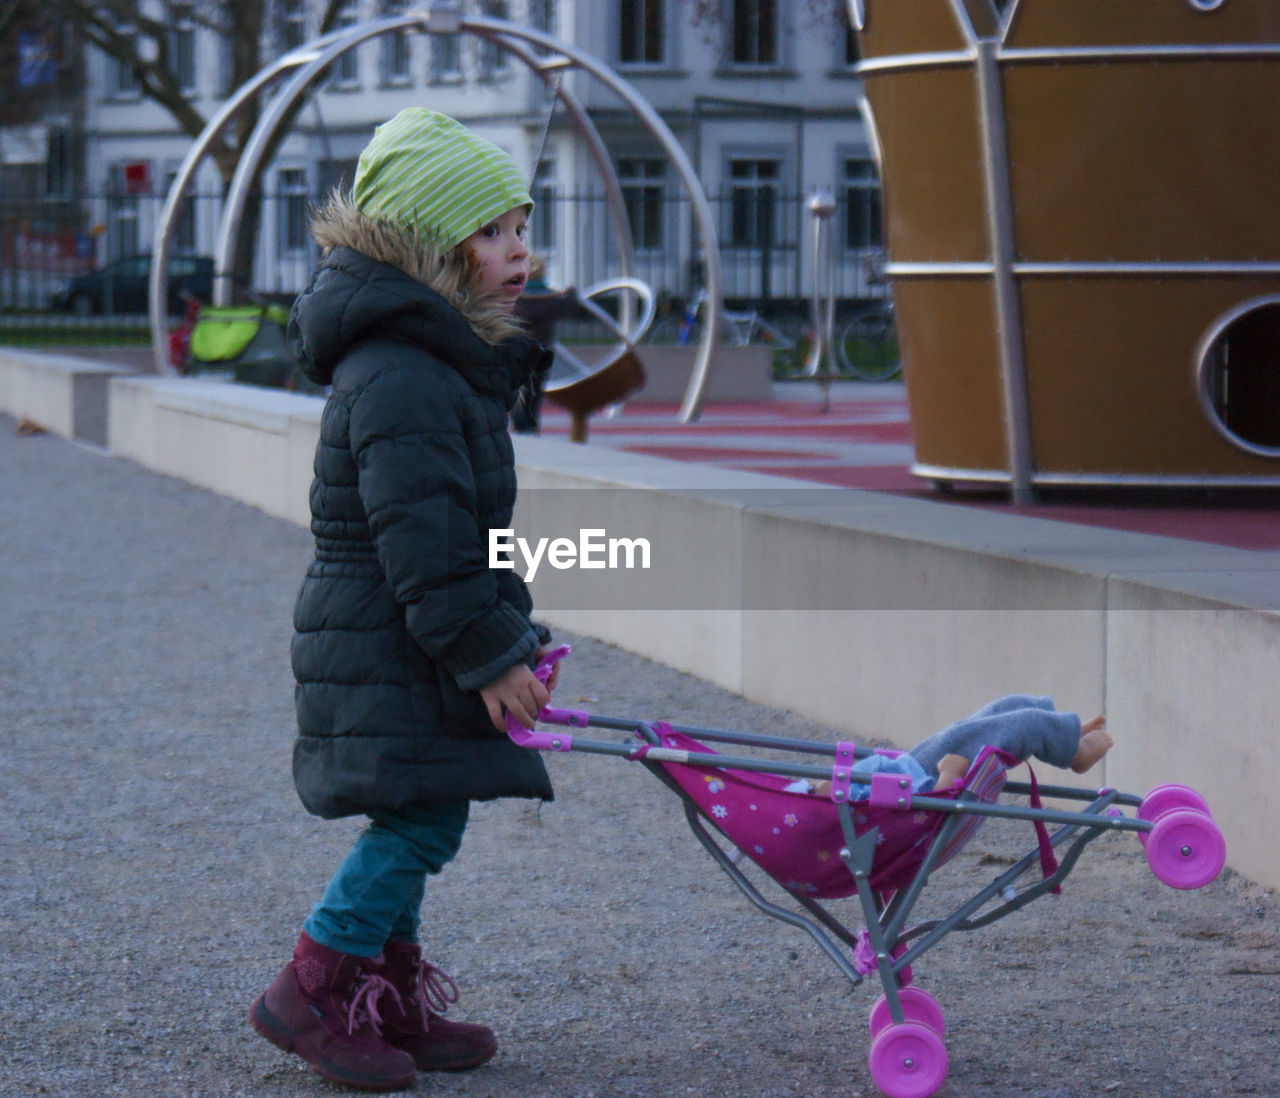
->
<box><xmin>1198</xmin><ymin>299</ymin><xmax>1280</xmax><ymax>458</ymax></box>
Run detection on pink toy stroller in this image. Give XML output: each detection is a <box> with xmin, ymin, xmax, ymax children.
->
<box><xmin>509</xmin><ymin>648</ymin><xmax>1226</xmax><ymax>1098</ymax></box>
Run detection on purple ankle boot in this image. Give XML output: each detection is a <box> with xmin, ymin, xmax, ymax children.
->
<box><xmin>378</xmin><ymin>939</ymin><xmax>497</xmax><ymax>1072</ymax></box>
<box><xmin>249</xmin><ymin>932</ymin><xmax>416</xmax><ymax>1092</ymax></box>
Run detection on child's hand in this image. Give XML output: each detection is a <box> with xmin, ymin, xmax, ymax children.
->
<box><xmin>535</xmin><ymin>647</ymin><xmax>560</xmax><ymax>692</ymax></box>
<box><xmin>480</xmin><ymin>663</ymin><xmax>550</xmax><ymax>732</ymax></box>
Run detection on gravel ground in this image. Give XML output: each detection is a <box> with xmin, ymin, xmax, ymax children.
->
<box><xmin>2</xmin><ymin>415</ymin><xmax>1278</xmax><ymax>1098</ymax></box>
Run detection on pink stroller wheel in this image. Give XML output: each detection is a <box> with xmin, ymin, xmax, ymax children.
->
<box><xmin>868</xmin><ymin>1020</ymin><xmax>948</xmax><ymax>1098</ymax></box>
<box><xmin>869</xmin><ymin>987</ymin><xmax>946</xmax><ymax>1040</ymax></box>
<box><xmin>1137</xmin><ymin>784</ymin><xmax>1212</xmax><ymax>846</ymax></box>
<box><xmin>1145</xmin><ymin>808</ymin><xmax>1225</xmax><ymax>890</ymax></box>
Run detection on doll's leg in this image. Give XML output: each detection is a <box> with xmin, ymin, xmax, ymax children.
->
<box><xmin>911</xmin><ymin>707</ymin><xmax>1084</xmax><ymax>774</ymax></box>
<box><xmin>959</xmin><ymin>694</ymin><xmax>1055</xmax><ymax>721</ymax></box>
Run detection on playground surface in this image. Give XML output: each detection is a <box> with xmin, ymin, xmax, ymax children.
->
<box><xmin>539</xmin><ymin>381</ymin><xmax>1280</xmax><ymax>553</ymax></box>
<box><xmin>4</xmin><ymin>411</ymin><xmax>1280</xmax><ymax>1097</ymax></box>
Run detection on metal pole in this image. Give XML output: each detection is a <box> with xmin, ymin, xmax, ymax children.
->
<box><xmin>975</xmin><ymin>37</ymin><xmax>1035</xmax><ymax>503</ymax></box>
<box><xmin>494</xmin><ymin>39</ymin><xmax>636</xmax><ymax>333</ymax></box>
<box><xmin>212</xmin><ymin>17</ymin><xmax>416</xmax><ymax>305</ymax></box>
<box><xmin>800</xmin><ymin>190</ymin><xmax>838</xmax><ymax>412</ymax></box>
<box><xmin>197</xmin><ymin>11</ymin><xmax>721</xmax><ymax>420</ymax></box>
<box><xmin>147</xmin><ymin>39</ymin><xmax>341</xmax><ymax>373</ymax></box>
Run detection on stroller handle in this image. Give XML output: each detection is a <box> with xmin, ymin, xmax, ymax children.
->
<box><xmin>505</xmin><ymin>645</ymin><xmax>580</xmax><ymax>750</ymax></box>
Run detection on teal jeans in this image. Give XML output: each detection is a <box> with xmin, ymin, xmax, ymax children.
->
<box><xmin>304</xmin><ymin>800</ymin><xmax>470</xmax><ymax>958</ymax></box>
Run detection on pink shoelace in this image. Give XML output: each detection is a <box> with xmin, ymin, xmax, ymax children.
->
<box><xmin>345</xmin><ymin>971</ymin><xmax>404</xmax><ymax>1037</ymax></box>
<box><xmin>408</xmin><ymin>959</ymin><xmax>461</xmax><ymax>1030</ymax></box>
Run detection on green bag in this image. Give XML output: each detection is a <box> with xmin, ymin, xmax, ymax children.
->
<box><xmin>189</xmin><ymin>303</ymin><xmax>291</xmax><ymax>363</ymax></box>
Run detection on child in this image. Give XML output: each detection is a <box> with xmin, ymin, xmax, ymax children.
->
<box><xmin>789</xmin><ymin>697</ymin><xmax>1112</xmax><ymax>798</ymax></box>
<box><xmin>249</xmin><ymin>110</ymin><xmax>558</xmax><ymax>1092</ymax></box>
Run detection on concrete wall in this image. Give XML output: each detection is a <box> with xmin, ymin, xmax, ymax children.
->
<box><xmin>4</xmin><ymin>349</ymin><xmax>1278</xmax><ymax>889</ymax></box>
<box><xmin>0</xmin><ymin>349</ymin><xmax>129</xmax><ymax>446</ymax></box>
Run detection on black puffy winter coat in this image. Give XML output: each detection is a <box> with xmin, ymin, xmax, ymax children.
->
<box><xmin>287</xmin><ymin>202</ymin><xmax>553</xmax><ymax>819</ymax></box>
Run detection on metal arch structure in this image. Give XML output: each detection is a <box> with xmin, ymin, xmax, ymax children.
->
<box><xmin>147</xmin><ymin>30</ymin><xmax>349</xmax><ymax>375</ymax></box>
<box><xmin>150</xmin><ymin>8</ymin><xmax>724</xmax><ymax>422</ymax></box>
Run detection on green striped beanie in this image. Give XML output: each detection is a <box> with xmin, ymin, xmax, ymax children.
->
<box><xmin>351</xmin><ymin>109</ymin><xmax>534</xmax><ymax>253</ymax></box>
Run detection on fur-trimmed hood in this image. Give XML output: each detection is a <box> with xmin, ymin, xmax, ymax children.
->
<box><xmin>289</xmin><ymin>193</ymin><xmax>540</xmax><ymax>390</ymax></box>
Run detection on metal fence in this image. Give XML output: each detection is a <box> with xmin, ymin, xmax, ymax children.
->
<box><xmin>0</xmin><ymin>187</ymin><xmax>888</xmax><ymax>343</ymax></box>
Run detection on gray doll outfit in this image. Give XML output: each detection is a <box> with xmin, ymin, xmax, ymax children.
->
<box><xmin>908</xmin><ymin>694</ymin><xmax>1082</xmax><ymax>776</ymax></box>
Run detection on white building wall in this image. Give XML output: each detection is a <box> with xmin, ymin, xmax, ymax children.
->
<box><xmin>78</xmin><ymin>0</ymin><xmax>878</xmax><ymax>305</ymax></box>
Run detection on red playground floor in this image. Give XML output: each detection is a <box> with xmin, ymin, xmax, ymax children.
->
<box><xmin>537</xmin><ymin>387</ymin><xmax>1280</xmax><ymax>553</ymax></box>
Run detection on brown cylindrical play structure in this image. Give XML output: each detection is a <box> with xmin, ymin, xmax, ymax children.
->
<box><xmin>854</xmin><ymin>0</ymin><xmax>1280</xmax><ymax>494</ymax></box>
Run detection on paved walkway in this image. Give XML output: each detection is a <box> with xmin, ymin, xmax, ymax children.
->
<box><xmin>4</xmin><ymin>413</ymin><xmax>1279</xmax><ymax>1097</ymax></box>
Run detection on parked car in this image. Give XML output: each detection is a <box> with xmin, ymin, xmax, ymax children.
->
<box><xmin>50</xmin><ymin>254</ymin><xmax>215</xmax><ymax>316</ymax></box>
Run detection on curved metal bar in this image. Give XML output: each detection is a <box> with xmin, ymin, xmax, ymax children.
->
<box><xmin>213</xmin><ymin>16</ymin><xmax>419</xmax><ymax>306</ymax></box>
<box><xmin>443</xmin><ymin>17</ymin><xmax>723</xmax><ymax>421</ymax></box>
<box><xmin>147</xmin><ymin>38</ymin><xmax>343</xmax><ymax>373</ymax></box>
<box><xmin>575</xmin><ymin>276</ymin><xmax>657</xmax><ymax>344</ymax></box>
<box><xmin>209</xmin><ymin>14</ymin><xmax>719</xmax><ymax>419</ymax></box>
<box><xmin>218</xmin><ymin>21</ymin><xmax>640</xmax><ymax>313</ymax></box>
<box><xmin>856</xmin><ymin>51</ymin><xmax>978</xmax><ymax>76</ymax></box>
<box><xmin>543</xmin><ymin>276</ymin><xmax>657</xmax><ymax>394</ymax></box>
<box><xmin>890</xmin><ymin>260</ymin><xmax>1280</xmax><ymax>277</ymax></box>
<box><xmin>912</xmin><ymin>462</ymin><xmax>1280</xmax><ymax>488</ymax></box>
<box><xmin>1000</xmin><ymin>43</ymin><xmax>1280</xmax><ymax>62</ymax></box>
<box><xmin>489</xmin><ymin>32</ymin><xmax>637</xmax><ymax>326</ymax></box>
<box><xmin>861</xmin><ymin>44</ymin><xmax>1280</xmax><ymax>78</ymax></box>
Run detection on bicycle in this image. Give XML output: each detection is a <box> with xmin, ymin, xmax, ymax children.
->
<box><xmin>835</xmin><ymin>299</ymin><xmax>901</xmax><ymax>381</ymax></box>
<box><xmin>649</xmin><ymin>288</ymin><xmax>801</xmax><ymax>371</ymax></box>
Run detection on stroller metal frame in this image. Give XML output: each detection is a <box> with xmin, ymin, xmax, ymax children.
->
<box><xmin>509</xmin><ymin>649</ymin><xmax>1224</xmax><ymax>1098</ymax></box>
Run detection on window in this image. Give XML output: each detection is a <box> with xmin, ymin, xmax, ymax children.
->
<box><xmin>531</xmin><ymin>160</ymin><xmax>556</xmax><ymax>254</ymax></box>
<box><xmin>107</xmin><ymin>165</ymin><xmax>140</xmax><ymax>260</ymax></box>
<box><xmin>278</xmin><ymin>168</ymin><xmax>309</xmax><ymax>252</ymax></box>
<box><xmin>217</xmin><ymin>30</ymin><xmax>235</xmax><ymax>95</ymax></box>
<box><xmin>109</xmin><ymin>26</ymin><xmax>140</xmax><ymax>96</ymax></box>
<box><xmin>45</xmin><ymin>125</ymin><xmax>72</xmax><ymax>199</ymax></box>
<box><xmin>731</xmin><ymin>0</ymin><xmax>778</xmax><ymax>65</ymax></box>
<box><xmin>380</xmin><ymin>0</ymin><xmax>412</xmax><ymax>84</ymax></box>
<box><xmin>165</xmin><ymin>170</ymin><xmax>198</xmax><ymax>252</ymax></box>
<box><xmin>319</xmin><ymin>158</ymin><xmax>359</xmax><ymax>195</ymax></box>
<box><xmin>166</xmin><ymin>8</ymin><xmax>196</xmax><ymax>92</ymax></box>
<box><xmin>843</xmin><ymin>156</ymin><xmax>882</xmax><ymax>250</ymax></box>
<box><xmin>530</xmin><ymin>0</ymin><xmax>557</xmax><ymax>37</ymax></box>
<box><xmin>476</xmin><ymin>1</ymin><xmax>510</xmax><ymax>78</ymax></box>
<box><xmin>728</xmin><ymin>158</ymin><xmax>780</xmax><ymax>247</ymax></box>
<box><xmin>279</xmin><ymin>0</ymin><xmax>307</xmax><ymax>53</ymax></box>
<box><xmin>333</xmin><ymin>3</ymin><xmax>360</xmax><ymax>86</ymax></box>
<box><xmin>619</xmin><ymin>0</ymin><xmax>664</xmax><ymax>65</ymax></box>
<box><xmin>618</xmin><ymin>157</ymin><xmax>665</xmax><ymax>250</ymax></box>
<box><xmin>430</xmin><ymin>28</ymin><xmax>461</xmax><ymax>80</ymax></box>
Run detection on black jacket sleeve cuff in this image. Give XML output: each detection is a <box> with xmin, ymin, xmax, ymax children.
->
<box><xmin>443</xmin><ymin>602</ymin><xmax>541</xmax><ymax>691</ymax></box>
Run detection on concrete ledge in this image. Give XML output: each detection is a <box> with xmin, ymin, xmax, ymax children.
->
<box><xmin>4</xmin><ymin>349</ymin><xmax>1278</xmax><ymax>889</ymax></box>
<box><xmin>0</xmin><ymin>348</ymin><xmax>131</xmax><ymax>446</ymax></box>
<box><xmin>511</xmin><ymin>436</ymin><xmax>1280</xmax><ymax>889</ymax></box>
<box><xmin>108</xmin><ymin>374</ymin><xmax>322</xmax><ymax>527</ymax></box>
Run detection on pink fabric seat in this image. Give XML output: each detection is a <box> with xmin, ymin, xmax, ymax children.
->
<box><xmin>650</xmin><ymin>723</ymin><xmax>1009</xmax><ymax>897</ymax></box>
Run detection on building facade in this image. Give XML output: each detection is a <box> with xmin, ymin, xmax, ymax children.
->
<box><xmin>78</xmin><ymin>0</ymin><xmax>882</xmax><ymax>311</ymax></box>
